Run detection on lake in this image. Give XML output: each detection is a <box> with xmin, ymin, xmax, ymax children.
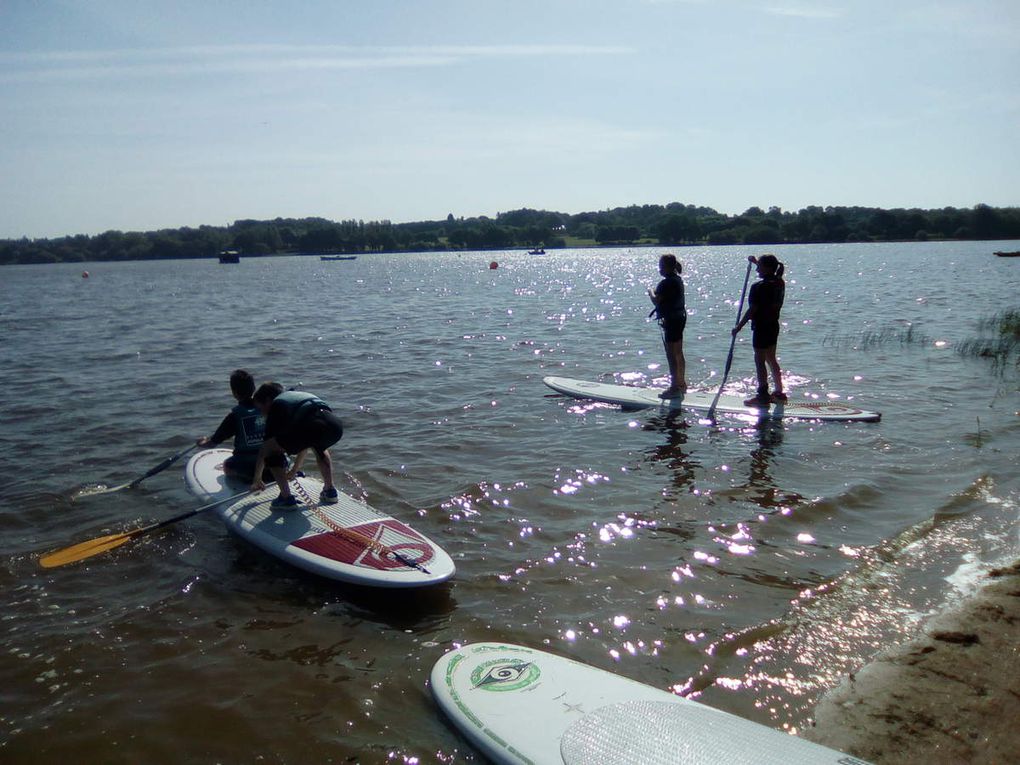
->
<box><xmin>2</xmin><ymin>241</ymin><xmax>1018</xmax><ymax>762</ymax></box>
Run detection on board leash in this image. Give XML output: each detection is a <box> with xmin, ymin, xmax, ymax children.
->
<box><xmin>289</xmin><ymin>480</ymin><xmax>431</xmax><ymax>575</ymax></box>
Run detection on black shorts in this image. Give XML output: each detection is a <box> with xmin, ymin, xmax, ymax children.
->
<box><xmin>660</xmin><ymin>315</ymin><xmax>687</xmax><ymax>343</ymax></box>
<box><xmin>276</xmin><ymin>410</ymin><xmax>344</xmax><ymax>457</ymax></box>
<box><xmin>752</xmin><ymin>321</ymin><xmax>780</xmax><ymax>350</ymax></box>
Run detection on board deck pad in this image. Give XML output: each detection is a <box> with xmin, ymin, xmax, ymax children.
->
<box><xmin>185</xmin><ymin>448</ymin><xmax>454</xmax><ymax>587</ymax></box>
<box><xmin>543</xmin><ymin>376</ymin><xmax>881</xmax><ymax>422</ymax></box>
<box><xmin>430</xmin><ymin>643</ymin><xmax>871</xmax><ymax>765</ymax></box>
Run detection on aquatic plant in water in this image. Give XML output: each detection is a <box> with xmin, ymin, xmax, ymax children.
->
<box><xmin>957</xmin><ymin>308</ymin><xmax>1020</xmax><ymax>377</ymax></box>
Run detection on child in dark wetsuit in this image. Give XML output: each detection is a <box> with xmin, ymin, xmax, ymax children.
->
<box><xmin>196</xmin><ymin>369</ymin><xmax>266</xmax><ymax>482</ymax></box>
<box><xmin>732</xmin><ymin>254</ymin><xmax>786</xmax><ymax>407</ymax></box>
<box><xmin>648</xmin><ymin>253</ymin><xmax>688</xmax><ymax>398</ymax></box>
<box><xmin>250</xmin><ymin>383</ymin><xmax>344</xmax><ymax>510</ymax></box>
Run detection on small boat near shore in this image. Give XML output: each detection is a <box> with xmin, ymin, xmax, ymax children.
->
<box><xmin>320</xmin><ymin>255</ymin><xmax>358</xmax><ymax>261</ymax></box>
<box><xmin>528</xmin><ymin>248</ymin><xmax>546</xmax><ymax>255</ymax></box>
<box><xmin>994</xmin><ymin>250</ymin><xmax>1020</xmax><ymax>257</ymax></box>
<box><xmin>218</xmin><ymin>250</ymin><xmax>240</xmax><ymax>264</ymax></box>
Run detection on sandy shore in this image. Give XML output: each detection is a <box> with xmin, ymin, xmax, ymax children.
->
<box><xmin>805</xmin><ymin>561</ymin><xmax>1020</xmax><ymax>764</ymax></box>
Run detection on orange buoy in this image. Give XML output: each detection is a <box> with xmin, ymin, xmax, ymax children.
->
<box><xmin>489</xmin><ymin>261</ymin><xmax>498</xmax><ymax>270</ymax></box>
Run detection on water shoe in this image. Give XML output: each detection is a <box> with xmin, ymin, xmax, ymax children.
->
<box><xmin>270</xmin><ymin>495</ymin><xmax>301</xmax><ymax>511</ymax></box>
<box><xmin>320</xmin><ymin>487</ymin><xmax>339</xmax><ymax>505</ymax></box>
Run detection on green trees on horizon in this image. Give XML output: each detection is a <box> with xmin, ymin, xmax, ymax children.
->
<box><xmin>2</xmin><ymin>202</ymin><xmax>1018</xmax><ymax>265</ymax></box>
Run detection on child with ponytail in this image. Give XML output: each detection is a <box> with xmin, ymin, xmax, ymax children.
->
<box><xmin>732</xmin><ymin>254</ymin><xmax>786</xmax><ymax>407</ymax></box>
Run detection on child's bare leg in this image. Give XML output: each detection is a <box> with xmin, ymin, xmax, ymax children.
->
<box><xmin>314</xmin><ymin>451</ymin><xmax>335</xmax><ymax>491</ymax></box>
<box><xmin>765</xmin><ymin>348</ymin><xmax>783</xmax><ymax>394</ymax></box>
<box><xmin>753</xmin><ymin>348</ymin><xmax>769</xmax><ymax>396</ymax></box>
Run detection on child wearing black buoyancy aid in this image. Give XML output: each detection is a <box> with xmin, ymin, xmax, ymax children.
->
<box><xmin>251</xmin><ymin>383</ymin><xmax>344</xmax><ymax>510</ymax></box>
<box><xmin>733</xmin><ymin>254</ymin><xmax>786</xmax><ymax>407</ymax></box>
<box><xmin>647</xmin><ymin>253</ymin><xmax>688</xmax><ymax>398</ymax></box>
<box><xmin>196</xmin><ymin>369</ymin><xmax>266</xmax><ymax>482</ymax></box>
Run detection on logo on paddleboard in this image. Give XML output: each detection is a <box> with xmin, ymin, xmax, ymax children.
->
<box><xmin>471</xmin><ymin>659</ymin><xmax>541</xmax><ymax>692</ymax></box>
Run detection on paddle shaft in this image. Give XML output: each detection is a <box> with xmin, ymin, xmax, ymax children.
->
<box><xmin>78</xmin><ymin>443</ymin><xmax>199</xmax><ymax>498</ymax></box>
<box><xmin>707</xmin><ymin>259</ymin><xmax>755</xmax><ymax>418</ymax></box>
<box><xmin>129</xmin><ymin>443</ymin><xmax>198</xmax><ymax>487</ymax></box>
<box><xmin>40</xmin><ymin>489</ymin><xmax>253</xmax><ymax>568</ymax></box>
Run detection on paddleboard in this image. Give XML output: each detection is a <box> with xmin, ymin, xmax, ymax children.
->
<box><xmin>543</xmin><ymin>376</ymin><xmax>881</xmax><ymax>422</ymax></box>
<box><xmin>184</xmin><ymin>448</ymin><xmax>455</xmax><ymax>587</ymax></box>
<box><xmin>430</xmin><ymin>643</ymin><xmax>871</xmax><ymax>765</ymax></box>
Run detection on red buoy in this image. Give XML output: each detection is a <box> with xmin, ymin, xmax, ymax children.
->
<box><xmin>82</xmin><ymin>271</ymin><xmax>90</xmax><ymax>278</ymax></box>
<box><xmin>489</xmin><ymin>261</ymin><xmax>498</xmax><ymax>270</ymax></box>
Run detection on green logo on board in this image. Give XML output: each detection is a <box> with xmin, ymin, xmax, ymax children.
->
<box><xmin>471</xmin><ymin>659</ymin><xmax>541</xmax><ymax>692</ymax></box>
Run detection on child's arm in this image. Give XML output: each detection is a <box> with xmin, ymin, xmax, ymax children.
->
<box><xmin>286</xmin><ymin>449</ymin><xmax>310</xmax><ymax>480</ymax></box>
<box><xmin>733</xmin><ymin>305</ymin><xmax>756</xmax><ymax>334</ymax></box>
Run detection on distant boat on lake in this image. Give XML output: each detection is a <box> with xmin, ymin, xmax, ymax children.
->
<box><xmin>218</xmin><ymin>250</ymin><xmax>240</xmax><ymax>264</ymax></box>
<box><xmin>994</xmin><ymin>250</ymin><xmax>1020</xmax><ymax>258</ymax></box>
<box><xmin>320</xmin><ymin>255</ymin><xmax>358</xmax><ymax>261</ymax></box>
<box><xmin>528</xmin><ymin>248</ymin><xmax>546</xmax><ymax>255</ymax></box>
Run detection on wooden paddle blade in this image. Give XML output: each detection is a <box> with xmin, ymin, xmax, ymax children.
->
<box><xmin>39</xmin><ymin>529</ymin><xmax>141</xmax><ymax>568</ymax></box>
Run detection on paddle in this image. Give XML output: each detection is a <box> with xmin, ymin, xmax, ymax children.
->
<box><xmin>39</xmin><ymin>489</ymin><xmax>252</xmax><ymax>568</ymax></box>
<box><xmin>706</xmin><ymin>257</ymin><xmax>755</xmax><ymax>420</ymax></box>
<box><xmin>76</xmin><ymin>443</ymin><xmax>198</xmax><ymax>498</ymax></box>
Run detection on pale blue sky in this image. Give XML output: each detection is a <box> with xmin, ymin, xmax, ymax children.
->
<box><xmin>1</xmin><ymin>0</ymin><xmax>1017</xmax><ymax>238</ymax></box>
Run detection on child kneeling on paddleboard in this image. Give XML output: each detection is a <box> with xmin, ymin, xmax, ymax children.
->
<box><xmin>196</xmin><ymin>369</ymin><xmax>269</xmax><ymax>482</ymax></box>
<box><xmin>732</xmin><ymin>254</ymin><xmax>786</xmax><ymax>407</ymax></box>
<box><xmin>250</xmin><ymin>382</ymin><xmax>344</xmax><ymax>510</ymax></box>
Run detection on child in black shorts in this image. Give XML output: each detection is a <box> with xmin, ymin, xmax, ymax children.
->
<box><xmin>732</xmin><ymin>254</ymin><xmax>786</xmax><ymax>407</ymax></box>
<box><xmin>250</xmin><ymin>383</ymin><xmax>344</xmax><ymax>510</ymax></box>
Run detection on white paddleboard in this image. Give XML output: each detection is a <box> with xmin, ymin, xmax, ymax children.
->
<box><xmin>544</xmin><ymin>376</ymin><xmax>881</xmax><ymax>422</ymax></box>
<box><xmin>430</xmin><ymin>643</ymin><xmax>871</xmax><ymax>765</ymax></box>
<box><xmin>185</xmin><ymin>448</ymin><xmax>455</xmax><ymax>588</ymax></box>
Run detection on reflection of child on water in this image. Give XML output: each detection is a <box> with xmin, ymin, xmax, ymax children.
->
<box><xmin>733</xmin><ymin>254</ymin><xmax>787</xmax><ymax>407</ymax></box>
<box><xmin>648</xmin><ymin>253</ymin><xmax>688</xmax><ymax>398</ymax></box>
<box><xmin>196</xmin><ymin>369</ymin><xmax>267</xmax><ymax>482</ymax></box>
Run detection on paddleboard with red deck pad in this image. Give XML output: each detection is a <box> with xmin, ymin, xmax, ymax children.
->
<box><xmin>185</xmin><ymin>448</ymin><xmax>455</xmax><ymax>587</ymax></box>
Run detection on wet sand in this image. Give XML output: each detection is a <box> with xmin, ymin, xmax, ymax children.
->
<box><xmin>806</xmin><ymin>562</ymin><xmax>1020</xmax><ymax>764</ymax></box>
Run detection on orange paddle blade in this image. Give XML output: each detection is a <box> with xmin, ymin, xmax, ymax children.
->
<box><xmin>39</xmin><ymin>529</ymin><xmax>142</xmax><ymax>568</ymax></box>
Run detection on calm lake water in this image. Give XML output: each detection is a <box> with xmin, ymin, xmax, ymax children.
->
<box><xmin>2</xmin><ymin>242</ymin><xmax>1018</xmax><ymax>763</ymax></box>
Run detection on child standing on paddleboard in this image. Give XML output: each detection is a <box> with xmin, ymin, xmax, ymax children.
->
<box><xmin>648</xmin><ymin>253</ymin><xmax>688</xmax><ymax>398</ymax></box>
<box><xmin>733</xmin><ymin>254</ymin><xmax>786</xmax><ymax>407</ymax></box>
<box><xmin>196</xmin><ymin>369</ymin><xmax>266</xmax><ymax>482</ymax></box>
<box><xmin>250</xmin><ymin>382</ymin><xmax>344</xmax><ymax>510</ymax></box>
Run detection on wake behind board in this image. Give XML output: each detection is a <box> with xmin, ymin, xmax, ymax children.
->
<box><xmin>185</xmin><ymin>448</ymin><xmax>454</xmax><ymax>587</ymax></box>
<box><xmin>544</xmin><ymin>376</ymin><xmax>881</xmax><ymax>422</ymax></box>
<box><xmin>430</xmin><ymin>643</ymin><xmax>871</xmax><ymax>765</ymax></box>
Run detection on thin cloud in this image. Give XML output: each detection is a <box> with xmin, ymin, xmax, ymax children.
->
<box><xmin>765</xmin><ymin>5</ymin><xmax>843</xmax><ymax>19</ymax></box>
<box><xmin>0</xmin><ymin>44</ymin><xmax>631</xmax><ymax>84</ymax></box>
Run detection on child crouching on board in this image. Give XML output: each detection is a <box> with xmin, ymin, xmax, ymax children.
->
<box><xmin>250</xmin><ymin>382</ymin><xmax>344</xmax><ymax>510</ymax></box>
<box><xmin>732</xmin><ymin>254</ymin><xmax>787</xmax><ymax>407</ymax></box>
<box><xmin>196</xmin><ymin>369</ymin><xmax>268</xmax><ymax>482</ymax></box>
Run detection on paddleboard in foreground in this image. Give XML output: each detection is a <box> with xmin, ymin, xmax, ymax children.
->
<box><xmin>543</xmin><ymin>376</ymin><xmax>881</xmax><ymax>422</ymax></box>
<box><xmin>430</xmin><ymin>642</ymin><xmax>871</xmax><ymax>765</ymax></box>
<box><xmin>185</xmin><ymin>448</ymin><xmax>454</xmax><ymax>587</ymax></box>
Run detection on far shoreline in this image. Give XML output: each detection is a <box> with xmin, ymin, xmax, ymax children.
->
<box><xmin>3</xmin><ymin>236</ymin><xmax>1019</xmax><ymax>268</ymax></box>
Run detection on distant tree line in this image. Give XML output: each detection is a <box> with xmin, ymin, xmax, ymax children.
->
<box><xmin>2</xmin><ymin>203</ymin><xmax>1018</xmax><ymax>265</ymax></box>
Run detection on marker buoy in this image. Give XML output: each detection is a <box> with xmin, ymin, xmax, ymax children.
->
<box><xmin>489</xmin><ymin>261</ymin><xmax>498</xmax><ymax>270</ymax></box>
<box><xmin>82</xmin><ymin>271</ymin><xmax>89</xmax><ymax>278</ymax></box>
